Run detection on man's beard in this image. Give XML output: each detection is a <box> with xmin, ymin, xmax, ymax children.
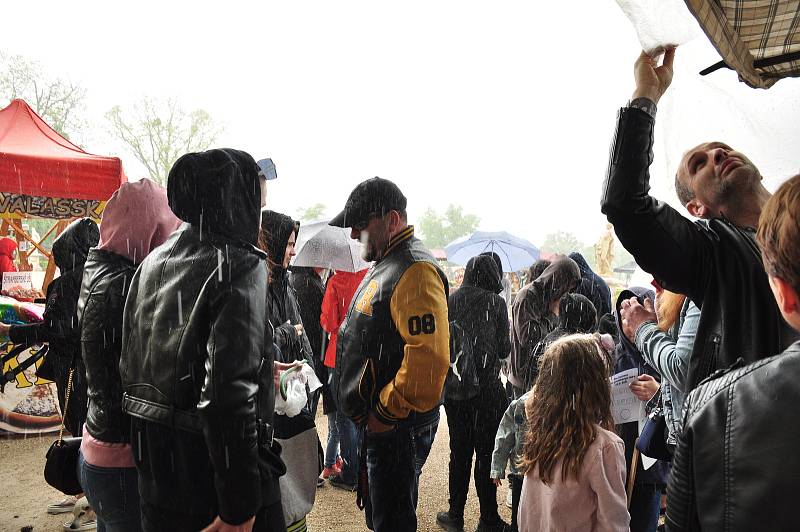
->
<box><xmin>360</xmin><ymin>229</ymin><xmax>388</xmax><ymax>262</ymax></box>
<box><xmin>360</xmin><ymin>230</ymin><xmax>376</xmax><ymax>261</ymax></box>
<box><xmin>715</xmin><ymin>163</ymin><xmax>759</xmax><ymax>207</ymax></box>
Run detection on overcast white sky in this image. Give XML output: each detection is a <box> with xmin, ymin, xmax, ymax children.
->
<box><xmin>2</xmin><ymin>1</ymin><xmax>798</xmax><ymax>247</ymax></box>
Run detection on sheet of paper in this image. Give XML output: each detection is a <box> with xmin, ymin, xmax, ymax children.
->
<box><xmin>611</xmin><ymin>368</ymin><xmax>657</xmax><ymax>468</ymax></box>
<box><xmin>611</xmin><ymin>368</ymin><xmax>640</xmax><ymax>425</ymax></box>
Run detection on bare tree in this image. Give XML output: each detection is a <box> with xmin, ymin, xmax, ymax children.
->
<box><xmin>0</xmin><ymin>51</ymin><xmax>86</xmax><ymax>141</ymax></box>
<box><xmin>106</xmin><ymin>97</ymin><xmax>220</xmax><ymax>186</ymax></box>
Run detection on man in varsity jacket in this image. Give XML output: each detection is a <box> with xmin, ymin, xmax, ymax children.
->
<box><xmin>330</xmin><ymin>177</ymin><xmax>450</xmax><ymax>532</ymax></box>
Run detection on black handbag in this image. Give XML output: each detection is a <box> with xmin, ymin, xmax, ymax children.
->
<box><xmin>43</xmin><ymin>367</ymin><xmax>83</xmax><ymax>495</ymax></box>
<box><xmin>636</xmin><ymin>403</ymin><xmax>672</xmax><ymax>461</ymax></box>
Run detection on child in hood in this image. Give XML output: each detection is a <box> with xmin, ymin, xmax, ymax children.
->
<box><xmin>0</xmin><ymin>237</ymin><xmax>18</xmax><ymax>273</ymax></box>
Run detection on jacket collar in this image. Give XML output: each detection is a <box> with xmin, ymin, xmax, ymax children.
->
<box><xmin>385</xmin><ymin>226</ymin><xmax>415</xmax><ymax>257</ymax></box>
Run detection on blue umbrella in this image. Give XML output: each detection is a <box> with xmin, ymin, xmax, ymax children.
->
<box><xmin>444</xmin><ymin>231</ymin><xmax>539</xmax><ymax>272</ymax></box>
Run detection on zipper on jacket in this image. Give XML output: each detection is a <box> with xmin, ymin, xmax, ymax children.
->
<box><xmin>357</xmin><ymin>358</ymin><xmax>376</xmax><ymax>405</ymax></box>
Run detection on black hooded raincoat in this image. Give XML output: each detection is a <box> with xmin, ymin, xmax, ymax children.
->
<box><xmin>121</xmin><ymin>148</ymin><xmax>283</xmax><ymax>525</ymax></box>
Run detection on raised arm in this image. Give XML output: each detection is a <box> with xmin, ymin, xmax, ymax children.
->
<box><xmin>601</xmin><ymin>50</ymin><xmax>713</xmax><ymax>304</ymax></box>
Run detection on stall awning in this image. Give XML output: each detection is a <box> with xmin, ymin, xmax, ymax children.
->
<box><xmin>686</xmin><ymin>0</ymin><xmax>800</xmax><ymax>88</ymax></box>
<box><xmin>0</xmin><ymin>99</ymin><xmax>126</xmax><ymax>219</ymax></box>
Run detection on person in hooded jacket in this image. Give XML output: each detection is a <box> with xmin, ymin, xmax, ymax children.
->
<box><xmin>259</xmin><ymin>211</ymin><xmax>318</xmax><ymax>531</ymax></box>
<box><xmin>0</xmin><ymin>218</ymin><xmax>99</xmax><ymax>516</ymax></box>
<box><xmin>525</xmin><ymin>260</ymin><xmax>551</xmax><ymax>285</ymax></box>
<box><xmin>568</xmin><ymin>252</ymin><xmax>612</xmax><ymax>318</ymax></box>
<box><xmin>509</xmin><ymin>256</ymin><xmax>581</xmax><ymax>397</ymax></box>
<box><xmin>121</xmin><ymin>148</ymin><xmax>286</xmax><ymax>532</ymax></box>
<box><xmin>289</xmin><ymin>266</ymin><xmax>326</xmax><ymax>415</ymax></box>
<box><xmin>612</xmin><ymin>287</ymin><xmax>670</xmax><ymax>532</ymax></box>
<box><xmin>1</xmin><ymin>220</ymin><xmax>98</xmax><ymax>436</ymax></box>
<box><xmin>77</xmin><ymin>179</ymin><xmax>182</xmax><ymax>531</ymax></box>
<box><xmin>319</xmin><ymin>268</ymin><xmax>368</xmax><ymax>488</ymax></box>
<box><xmin>436</xmin><ymin>255</ymin><xmax>511</xmax><ymax>532</ymax></box>
<box><xmin>0</xmin><ymin>237</ymin><xmax>18</xmax><ymax>274</ymax></box>
<box><xmin>526</xmin><ymin>293</ymin><xmax>598</xmax><ymax>386</ymax></box>
<box><xmin>261</xmin><ymin>212</ymin><xmax>314</xmax><ymax>367</ymax></box>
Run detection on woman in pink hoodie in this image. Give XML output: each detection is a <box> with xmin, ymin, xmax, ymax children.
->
<box><xmin>517</xmin><ymin>334</ymin><xmax>630</xmax><ymax>532</ymax></box>
<box><xmin>76</xmin><ymin>179</ymin><xmax>182</xmax><ymax>531</ymax></box>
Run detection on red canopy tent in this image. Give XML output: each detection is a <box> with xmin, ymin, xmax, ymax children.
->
<box><xmin>0</xmin><ymin>98</ymin><xmax>126</xmax><ymax>288</ymax></box>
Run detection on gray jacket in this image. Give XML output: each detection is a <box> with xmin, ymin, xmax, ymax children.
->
<box><xmin>635</xmin><ymin>299</ymin><xmax>700</xmax><ymax>445</ymax></box>
<box><xmin>490</xmin><ymin>390</ymin><xmax>530</xmax><ymax>479</ymax></box>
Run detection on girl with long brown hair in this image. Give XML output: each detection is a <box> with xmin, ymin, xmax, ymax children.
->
<box><xmin>517</xmin><ymin>334</ymin><xmax>630</xmax><ymax>532</ymax></box>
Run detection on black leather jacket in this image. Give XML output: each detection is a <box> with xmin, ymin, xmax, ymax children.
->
<box><xmin>601</xmin><ymin>106</ymin><xmax>797</xmax><ymax>390</ymax></box>
<box><xmin>121</xmin><ymin>148</ymin><xmax>282</xmax><ymax>525</ymax></box>
<box><xmin>78</xmin><ymin>248</ymin><xmax>135</xmax><ymax>443</ymax></box>
<box><xmin>667</xmin><ymin>341</ymin><xmax>800</xmax><ymax>531</ymax></box>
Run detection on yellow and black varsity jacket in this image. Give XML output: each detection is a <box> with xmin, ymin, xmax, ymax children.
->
<box><xmin>334</xmin><ymin>226</ymin><xmax>450</xmax><ymax>427</ymax></box>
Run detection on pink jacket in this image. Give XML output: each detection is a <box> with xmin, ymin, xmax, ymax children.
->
<box><xmin>519</xmin><ymin>426</ymin><xmax>630</xmax><ymax>532</ymax></box>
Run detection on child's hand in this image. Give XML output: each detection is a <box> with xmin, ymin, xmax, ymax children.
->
<box><xmin>492</xmin><ymin>478</ymin><xmax>502</xmax><ymax>487</ymax></box>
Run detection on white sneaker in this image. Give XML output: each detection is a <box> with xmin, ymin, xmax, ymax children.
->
<box><xmin>505</xmin><ymin>487</ymin><xmax>513</xmax><ymax>509</ymax></box>
<box><xmin>63</xmin><ymin>497</ymin><xmax>97</xmax><ymax>531</ymax></box>
<box><xmin>48</xmin><ymin>495</ymin><xmax>79</xmax><ymax>515</ymax></box>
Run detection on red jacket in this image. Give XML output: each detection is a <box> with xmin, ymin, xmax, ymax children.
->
<box><xmin>0</xmin><ymin>237</ymin><xmax>18</xmax><ymax>274</ymax></box>
<box><xmin>320</xmin><ymin>269</ymin><xmax>368</xmax><ymax>368</ymax></box>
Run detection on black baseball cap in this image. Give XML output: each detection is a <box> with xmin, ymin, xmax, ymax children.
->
<box><xmin>329</xmin><ymin>177</ymin><xmax>407</xmax><ymax>228</ymax></box>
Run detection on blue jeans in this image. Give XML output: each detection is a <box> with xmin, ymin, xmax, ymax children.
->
<box><xmin>78</xmin><ymin>451</ymin><xmax>141</xmax><ymax>532</ymax></box>
<box><xmin>364</xmin><ymin>414</ymin><xmax>439</xmax><ymax>531</ymax></box>
<box><xmin>630</xmin><ymin>483</ymin><xmax>662</xmax><ymax>532</ymax></box>
<box><xmin>324</xmin><ymin>412</ymin><xmax>340</xmax><ymax>468</ymax></box>
<box><xmin>337</xmin><ymin>411</ymin><xmax>361</xmax><ymax>485</ymax></box>
<box><xmin>326</xmin><ymin>410</ymin><xmax>360</xmax><ymax>484</ymax></box>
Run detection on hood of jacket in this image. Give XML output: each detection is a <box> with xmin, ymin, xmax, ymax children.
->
<box><xmin>479</xmin><ymin>251</ymin><xmax>504</xmax><ymax>276</ymax></box>
<box><xmin>167</xmin><ymin>148</ymin><xmax>262</xmax><ymax>246</ymax></box>
<box><xmin>568</xmin><ymin>251</ymin><xmax>613</xmax><ymax>316</ymax></box>
<box><xmin>558</xmin><ymin>293</ymin><xmax>597</xmax><ymax>333</ymax></box>
<box><xmin>260</xmin><ymin>210</ymin><xmax>299</xmax><ymax>279</ymax></box>
<box><xmin>52</xmin><ymin>218</ymin><xmax>100</xmax><ymax>273</ymax></box>
<box><xmin>522</xmin><ymin>256</ymin><xmax>581</xmax><ymax>319</ymax></box>
<box><xmin>98</xmin><ymin>179</ymin><xmax>182</xmax><ymax>264</ymax></box>
<box><xmin>614</xmin><ymin>286</ymin><xmax>655</xmax><ymax>365</ymax></box>
<box><xmin>0</xmin><ymin>237</ymin><xmax>17</xmax><ymax>259</ymax></box>
<box><xmin>568</xmin><ymin>252</ymin><xmax>592</xmax><ymax>275</ymax></box>
<box><xmin>463</xmin><ymin>254</ymin><xmax>502</xmax><ymax>293</ymax></box>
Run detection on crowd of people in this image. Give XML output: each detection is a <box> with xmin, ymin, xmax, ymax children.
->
<box><xmin>3</xmin><ymin>46</ymin><xmax>799</xmax><ymax>532</ymax></box>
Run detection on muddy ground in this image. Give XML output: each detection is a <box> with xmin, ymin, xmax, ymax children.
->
<box><xmin>0</xmin><ymin>408</ymin><xmax>512</xmax><ymax>531</ymax></box>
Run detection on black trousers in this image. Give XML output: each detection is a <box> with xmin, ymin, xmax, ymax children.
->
<box><xmin>141</xmin><ymin>500</ymin><xmax>285</xmax><ymax>532</ymax></box>
<box><xmin>444</xmin><ymin>383</ymin><xmax>508</xmax><ymax>521</ymax></box>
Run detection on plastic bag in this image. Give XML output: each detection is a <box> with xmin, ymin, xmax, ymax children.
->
<box><xmin>615</xmin><ymin>0</ymin><xmax>699</xmax><ymax>55</ymax></box>
<box><xmin>274</xmin><ymin>362</ymin><xmax>323</xmax><ymax>418</ymax></box>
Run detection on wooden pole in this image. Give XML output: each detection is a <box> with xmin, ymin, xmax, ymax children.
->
<box><xmin>627</xmin><ymin>440</ymin><xmax>640</xmax><ymax>508</ymax></box>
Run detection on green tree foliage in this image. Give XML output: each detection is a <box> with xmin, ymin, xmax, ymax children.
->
<box><xmin>540</xmin><ymin>230</ymin><xmax>597</xmax><ymax>269</ymax></box>
<box><xmin>0</xmin><ymin>51</ymin><xmax>86</xmax><ymax>141</ymax></box>
<box><xmin>613</xmin><ymin>240</ymin><xmax>635</xmax><ymax>270</ymax></box>
<box><xmin>106</xmin><ymin>97</ymin><xmax>219</xmax><ymax>186</ymax></box>
<box><xmin>297</xmin><ymin>203</ymin><xmax>326</xmax><ymax>222</ymax></box>
<box><xmin>540</xmin><ymin>230</ymin><xmax>636</xmax><ymax>272</ymax></box>
<box><xmin>541</xmin><ymin>231</ymin><xmax>584</xmax><ymax>256</ymax></box>
<box><xmin>418</xmin><ymin>204</ymin><xmax>480</xmax><ymax>249</ymax></box>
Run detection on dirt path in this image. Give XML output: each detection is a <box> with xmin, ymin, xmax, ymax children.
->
<box><xmin>0</xmin><ymin>409</ymin><xmax>512</xmax><ymax>531</ymax></box>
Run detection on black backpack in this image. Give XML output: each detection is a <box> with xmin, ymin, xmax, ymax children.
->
<box><xmin>444</xmin><ymin>320</ymin><xmax>480</xmax><ymax>401</ymax></box>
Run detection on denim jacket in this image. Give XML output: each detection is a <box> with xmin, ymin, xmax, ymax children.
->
<box><xmin>490</xmin><ymin>391</ymin><xmax>530</xmax><ymax>479</ymax></box>
<box><xmin>635</xmin><ymin>299</ymin><xmax>700</xmax><ymax>445</ymax></box>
